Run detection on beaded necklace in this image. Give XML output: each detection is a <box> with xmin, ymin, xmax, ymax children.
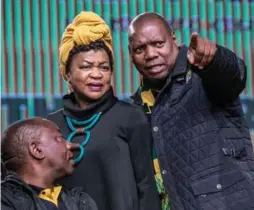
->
<box><xmin>65</xmin><ymin>112</ymin><xmax>102</xmax><ymax>164</ymax></box>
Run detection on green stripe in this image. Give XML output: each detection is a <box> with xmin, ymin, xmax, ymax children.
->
<box><xmin>233</xmin><ymin>1</ymin><xmax>243</xmax><ymax>58</ymax></box>
<box><xmin>173</xmin><ymin>1</ymin><xmax>181</xmax><ymax>43</ymax></box>
<box><xmin>182</xmin><ymin>0</ymin><xmax>189</xmax><ymax>44</ymax></box>
<box><xmin>67</xmin><ymin>0</ymin><xmax>75</xmax><ymax>21</ymax></box>
<box><xmin>130</xmin><ymin>0</ymin><xmax>140</xmax><ymax>91</ymax></box>
<box><xmin>147</xmin><ymin>0</ymin><xmax>154</xmax><ymax>12</ymax></box>
<box><xmin>122</xmin><ymin>1</ymin><xmax>130</xmax><ymax>94</ymax></box>
<box><xmin>32</xmin><ymin>0</ymin><xmax>42</xmax><ymax>94</ymax></box>
<box><xmin>14</xmin><ymin>0</ymin><xmax>23</xmax><ymax>94</ymax></box>
<box><xmin>190</xmin><ymin>0</ymin><xmax>198</xmax><ymax>33</ymax></box>
<box><xmin>41</xmin><ymin>0</ymin><xmax>51</xmax><ymax>96</ymax></box>
<box><xmin>1</xmin><ymin>12</ymin><xmax>5</xmax><ymax>94</ymax></box>
<box><xmin>208</xmin><ymin>0</ymin><xmax>216</xmax><ymax>42</ymax></box>
<box><xmin>86</xmin><ymin>0</ymin><xmax>93</xmax><ymax>11</ymax></box>
<box><xmin>95</xmin><ymin>0</ymin><xmax>102</xmax><ymax>14</ymax></box>
<box><xmin>50</xmin><ymin>0</ymin><xmax>60</xmax><ymax>95</ymax></box>
<box><xmin>5</xmin><ymin>0</ymin><xmax>15</xmax><ymax>94</ymax></box>
<box><xmin>138</xmin><ymin>0</ymin><xmax>145</xmax><ymax>13</ymax></box>
<box><xmin>76</xmin><ymin>0</ymin><xmax>83</xmax><ymax>13</ymax></box>
<box><xmin>59</xmin><ymin>0</ymin><xmax>68</xmax><ymax>94</ymax></box>
<box><xmin>225</xmin><ymin>1</ymin><xmax>233</xmax><ymax>51</ymax></box>
<box><xmin>24</xmin><ymin>0</ymin><xmax>34</xmax><ymax>116</ymax></box>
<box><xmin>103</xmin><ymin>0</ymin><xmax>111</xmax><ymax>27</ymax></box>
<box><xmin>112</xmin><ymin>0</ymin><xmax>122</xmax><ymax>96</ymax></box>
<box><xmin>155</xmin><ymin>0</ymin><xmax>163</xmax><ymax>15</ymax></box>
<box><xmin>216</xmin><ymin>1</ymin><xmax>224</xmax><ymax>45</ymax></box>
<box><xmin>242</xmin><ymin>1</ymin><xmax>252</xmax><ymax>96</ymax></box>
<box><xmin>199</xmin><ymin>0</ymin><xmax>207</xmax><ymax>38</ymax></box>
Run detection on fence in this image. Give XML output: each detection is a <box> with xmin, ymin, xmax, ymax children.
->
<box><xmin>1</xmin><ymin>0</ymin><xmax>254</xmax><ymax>130</ymax></box>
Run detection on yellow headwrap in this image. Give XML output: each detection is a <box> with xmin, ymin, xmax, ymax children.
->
<box><xmin>59</xmin><ymin>11</ymin><xmax>113</xmax><ymax>80</ymax></box>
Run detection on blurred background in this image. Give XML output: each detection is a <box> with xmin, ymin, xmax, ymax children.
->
<box><xmin>1</xmin><ymin>0</ymin><xmax>254</xmax><ymax>138</ymax></box>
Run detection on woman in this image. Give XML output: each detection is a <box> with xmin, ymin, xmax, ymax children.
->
<box><xmin>47</xmin><ymin>11</ymin><xmax>160</xmax><ymax>210</ymax></box>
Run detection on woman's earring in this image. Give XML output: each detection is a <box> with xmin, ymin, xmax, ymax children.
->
<box><xmin>67</xmin><ymin>80</ymin><xmax>73</xmax><ymax>93</ymax></box>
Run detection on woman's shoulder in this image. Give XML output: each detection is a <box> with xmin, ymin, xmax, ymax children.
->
<box><xmin>47</xmin><ymin>109</ymin><xmax>64</xmax><ymax>123</ymax></box>
<box><xmin>114</xmin><ymin>100</ymin><xmax>144</xmax><ymax>113</ymax></box>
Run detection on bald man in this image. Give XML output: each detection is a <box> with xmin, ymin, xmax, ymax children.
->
<box><xmin>129</xmin><ymin>12</ymin><xmax>254</xmax><ymax>210</ymax></box>
<box><xmin>1</xmin><ymin>117</ymin><xmax>97</xmax><ymax>210</ymax></box>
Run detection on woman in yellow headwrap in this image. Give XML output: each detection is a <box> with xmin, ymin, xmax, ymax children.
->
<box><xmin>47</xmin><ymin>11</ymin><xmax>160</xmax><ymax>210</ymax></box>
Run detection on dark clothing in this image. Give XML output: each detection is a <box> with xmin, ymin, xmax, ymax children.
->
<box><xmin>1</xmin><ymin>172</ymin><xmax>97</xmax><ymax>210</ymax></box>
<box><xmin>132</xmin><ymin>45</ymin><xmax>254</xmax><ymax>210</ymax></box>
<box><xmin>47</xmin><ymin>88</ymin><xmax>160</xmax><ymax>210</ymax></box>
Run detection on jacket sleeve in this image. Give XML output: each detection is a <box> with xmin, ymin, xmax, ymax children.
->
<box><xmin>126</xmin><ymin>107</ymin><xmax>161</xmax><ymax>210</ymax></box>
<box><xmin>196</xmin><ymin>45</ymin><xmax>247</xmax><ymax>104</ymax></box>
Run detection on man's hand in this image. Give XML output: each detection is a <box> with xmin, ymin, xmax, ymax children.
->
<box><xmin>187</xmin><ymin>32</ymin><xmax>217</xmax><ymax>69</ymax></box>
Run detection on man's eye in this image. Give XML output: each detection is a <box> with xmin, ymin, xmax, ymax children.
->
<box><xmin>155</xmin><ymin>42</ymin><xmax>164</xmax><ymax>47</ymax></box>
<box><xmin>135</xmin><ymin>47</ymin><xmax>143</xmax><ymax>54</ymax></box>
<box><xmin>56</xmin><ymin>137</ymin><xmax>63</xmax><ymax>142</ymax></box>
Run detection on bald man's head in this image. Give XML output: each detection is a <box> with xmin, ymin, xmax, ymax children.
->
<box><xmin>128</xmin><ymin>12</ymin><xmax>179</xmax><ymax>80</ymax></box>
<box><xmin>1</xmin><ymin>117</ymin><xmax>58</xmax><ymax>171</ymax></box>
<box><xmin>128</xmin><ymin>12</ymin><xmax>173</xmax><ymax>40</ymax></box>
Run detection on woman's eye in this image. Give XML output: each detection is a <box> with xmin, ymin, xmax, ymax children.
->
<box><xmin>80</xmin><ymin>65</ymin><xmax>91</xmax><ymax>70</ymax></box>
<box><xmin>101</xmin><ymin>66</ymin><xmax>110</xmax><ymax>71</ymax></box>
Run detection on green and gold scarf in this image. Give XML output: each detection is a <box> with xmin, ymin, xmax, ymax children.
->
<box><xmin>140</xmin><ymin>86</ymin><xmax>171</xmax><ymax>210</ymax></box>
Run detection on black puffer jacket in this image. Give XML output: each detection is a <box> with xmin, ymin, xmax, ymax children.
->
<box><xmin>132</xmin><ymin>45</ymin><xmax>254</xmax><ymax>210</ymax></box>
<box><xmin>1</xmin><ymin>172</ymin><xmax>98</xmax><ymax>210</ymax></box>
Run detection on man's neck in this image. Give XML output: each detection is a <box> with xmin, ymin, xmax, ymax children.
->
<box><xmin>142</xmin><ymin>77</ymin><xmax>167</xmax><ymax>91</ymax></box>
<box><xmin>19</xmin><ymin>168</ymin><xmax>56</xmax><ymax>189</ymax></box>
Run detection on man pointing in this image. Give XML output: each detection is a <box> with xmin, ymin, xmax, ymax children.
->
<box><xmin>129</xmin><ymin>12</ymin><xmax>254</xmax><ymax>210</ymax></box>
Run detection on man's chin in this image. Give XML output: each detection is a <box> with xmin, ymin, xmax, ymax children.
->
<box><xmin>146</xmin><ymin>71</ymin><xmax>169</xmax><ymax>81</ymax></box>
<box><xmin>65</xmin><ymin>168</ymin><xmax>74</xmax><ymax>176</ymax></box>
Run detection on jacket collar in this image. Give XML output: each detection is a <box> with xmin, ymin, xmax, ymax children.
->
<box><xmin>170</xmin><ymin>44</ymin><xmax>189</xmax><ymax>79</ymax></box>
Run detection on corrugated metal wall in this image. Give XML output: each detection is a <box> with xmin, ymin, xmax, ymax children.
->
<box><xmin>1</xmin><ymin>0</ymin><xmax>254</xmax><ymax>129</ymax></box>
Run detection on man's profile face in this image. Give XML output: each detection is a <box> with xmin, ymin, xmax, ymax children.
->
<box><xmin>129</xmin><ymin>20</ymin><xmax>179</xmax><ymax>81</ymax></box>
<box><xmin>40</xmin><ymin>124</ymin><xmax>74</xmax><ymax>176</ymax></box>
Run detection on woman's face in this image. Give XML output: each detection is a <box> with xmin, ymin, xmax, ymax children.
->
<box><xmin>67</xmin><ymin>49</ymin><xmax>112</xmax><ymax>101</ymax></box>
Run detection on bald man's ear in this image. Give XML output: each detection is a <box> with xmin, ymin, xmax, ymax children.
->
<box><xmin>128</xmin><ymin>45</ymin><xmax>133</xmax><ymax>61</ymax></box>
<box><xmin>170</xmin><ymin>31</ymin><xmax>178</xmax><ymax>46</ymax></box>
<box><xmin>28</xmin><ymin>142</ymin><xmax>45</xmax><ymax>160</ymax></box>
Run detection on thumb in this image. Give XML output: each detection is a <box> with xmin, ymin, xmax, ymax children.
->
<box><xmin>187</xmin><ymin>50</ymin><xmax>194</xmax><ymax>64</ymax></box>
<box><xmin>189</xmin><ymin>32</ymin><xmax>200</xmax><ymax>50</ymax></box>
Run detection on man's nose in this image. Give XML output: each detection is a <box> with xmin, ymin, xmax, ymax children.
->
<box><xmin>145</xmin><ymin>46</ymin><xmax>157</xmax><ymax>60</ymax></box>
<box><xmin>66</xmin><ymin>142</ymin><xmax>80</xmax><ymax>151</ymax></box>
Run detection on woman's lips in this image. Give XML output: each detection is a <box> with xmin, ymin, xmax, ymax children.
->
<box><xmin>87</xmin><ymin>83</ymin><xmax>103</xmax><ymax>92</ymax></box>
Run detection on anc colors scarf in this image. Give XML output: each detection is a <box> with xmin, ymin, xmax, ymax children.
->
<box><xmin>140</xmin><ymin>87</ymin><xmax>171</xmax><ymax>210</ymax></box>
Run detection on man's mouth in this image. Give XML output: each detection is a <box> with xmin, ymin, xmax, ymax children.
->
<box><xmin>145</xmin><ymin>64</ymin><xmax>165</xmax><ymax>74</ymax></box>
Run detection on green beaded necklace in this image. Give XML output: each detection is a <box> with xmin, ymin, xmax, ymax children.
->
<box><xmin>66</xmin><ymin>112</ymin><xmax>102</xmax><ymax>164</ymax></box>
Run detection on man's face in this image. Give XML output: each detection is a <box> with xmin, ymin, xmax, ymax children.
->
<box><xmin>40</xmin><ymin>124</ymin><xmax>74</xmax><ymax>177</ymax></box>
<box><xmin>129</xmin><ymin>21</ymin><xmax>179</xmax><ymax>80</ymax></box>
